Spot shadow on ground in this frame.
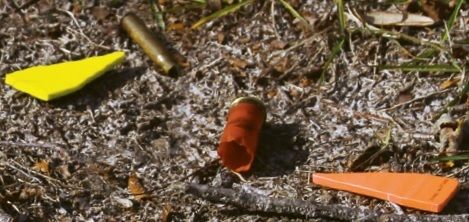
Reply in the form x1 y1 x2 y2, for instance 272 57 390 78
220 208 311 221
250 123 309 177
48 66 146 111
443 189 469 214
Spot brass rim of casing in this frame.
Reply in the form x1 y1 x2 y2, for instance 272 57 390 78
229 96 267 121
120 12 178 76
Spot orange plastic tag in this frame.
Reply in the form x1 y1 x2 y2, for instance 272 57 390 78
217 99 265 173
312 173 459 213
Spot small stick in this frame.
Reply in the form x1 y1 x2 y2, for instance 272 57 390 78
446 164 469 178
3 161 43 184
0 141 58 149
186 183 469 221
56 9 111 50
186 183 378 220
270 0 281 40
270 27 331 58
379 88 452 112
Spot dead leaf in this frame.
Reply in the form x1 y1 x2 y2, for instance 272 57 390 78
433 113 469 168
251 42 262 51
420 0 453 22
168 22 185 32
161 204 174 222
271 57 289 74
299 77 311 88
128 172 146 201
19 186 43 200
229 58 249 69
207 0 222 10
32 159 50 175
267 88 277 98
397 91 413 104
217 33 225 44
420 0 440 21
434 113 458 153
91 7 110 21
440 77 461 90
289 88 300 98
72 2 82 14
270 39 288 50
56 164 71 179
365 11 435 26
448 0 458 7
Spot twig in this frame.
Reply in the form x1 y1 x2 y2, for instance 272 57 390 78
379 214 469 222
0 141 59 149
278 58 301 80
3 161 43 184
186 183 378 220
379 88 452 112
270 0 281 40
447 163 469 178
56 9 111 50
230 170 247 183
186 183 469 221
7 159 81 191
129 159 220 198
8 160 61 186
270 27 331 58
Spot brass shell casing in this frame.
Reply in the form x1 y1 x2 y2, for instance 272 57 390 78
121 13 178 75
218 96 267 172
229 96 266 122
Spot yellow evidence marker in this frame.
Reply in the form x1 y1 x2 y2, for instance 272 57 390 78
5 51 126 101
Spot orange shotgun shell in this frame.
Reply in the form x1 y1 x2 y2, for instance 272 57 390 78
312 173 459 213
217 97 266 173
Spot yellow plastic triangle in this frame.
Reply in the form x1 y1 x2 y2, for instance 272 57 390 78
5 51 125 101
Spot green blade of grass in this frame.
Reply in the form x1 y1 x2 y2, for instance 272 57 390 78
379 64 461 73
191 0 253 29
432 154 469 162
191 0 207 4
335 0 346 35
441 0 464 42
411 48 438 62
456 79 469 103
385 0 411 4
320 38 345 83
350 27 446 52
277 0 309 27
404 0 464 65
149 0 165 30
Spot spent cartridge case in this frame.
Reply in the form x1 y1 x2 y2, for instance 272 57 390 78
217 96 266 172
121 12 178 75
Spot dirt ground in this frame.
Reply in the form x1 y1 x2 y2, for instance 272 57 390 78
0 0 468 221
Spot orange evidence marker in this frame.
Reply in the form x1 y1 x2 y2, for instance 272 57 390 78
217 97 266 173
312 173 459 213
